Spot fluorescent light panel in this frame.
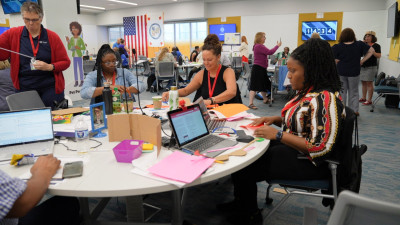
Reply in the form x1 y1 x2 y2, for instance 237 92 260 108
108 0 138 6
80 5 106 10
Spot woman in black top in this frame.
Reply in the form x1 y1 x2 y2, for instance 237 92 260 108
162 34 241 105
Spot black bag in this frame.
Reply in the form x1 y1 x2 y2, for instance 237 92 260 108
385 95 400 108
375 72 386 86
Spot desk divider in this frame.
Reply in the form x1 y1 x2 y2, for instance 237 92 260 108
107 114 162 157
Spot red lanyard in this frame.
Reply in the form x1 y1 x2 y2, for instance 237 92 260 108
207 64 222 98
104 71 116 85
29 30 41 58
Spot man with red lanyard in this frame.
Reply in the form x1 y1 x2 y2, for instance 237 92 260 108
0 2 70 109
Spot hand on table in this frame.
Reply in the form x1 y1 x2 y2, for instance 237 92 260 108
30 154 61 181
253 125 278 140
162 91 169 102
110 85 128 94
251 116 279 126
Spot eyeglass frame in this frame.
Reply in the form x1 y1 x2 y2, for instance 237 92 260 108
102 61 119 67
23 17 41 23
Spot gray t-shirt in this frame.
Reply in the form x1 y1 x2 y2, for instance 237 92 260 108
0 69 16 112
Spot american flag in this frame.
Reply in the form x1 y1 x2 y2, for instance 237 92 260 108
123 15 148 64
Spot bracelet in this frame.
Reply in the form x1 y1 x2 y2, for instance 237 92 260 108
208 97 214 104
276 130 283 142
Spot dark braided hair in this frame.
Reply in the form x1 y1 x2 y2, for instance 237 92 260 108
290 38 341 100
95 44 117 103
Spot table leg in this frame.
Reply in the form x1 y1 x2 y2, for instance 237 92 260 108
171 189 183 225
126 196 145 222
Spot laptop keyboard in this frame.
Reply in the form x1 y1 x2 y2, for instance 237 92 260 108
208 119 226 131
185 135 225 151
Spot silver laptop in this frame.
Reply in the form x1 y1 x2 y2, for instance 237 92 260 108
0 108 55 161
167 104 237 158
194 97 238 134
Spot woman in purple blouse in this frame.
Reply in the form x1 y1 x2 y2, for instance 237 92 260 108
248 32 281 110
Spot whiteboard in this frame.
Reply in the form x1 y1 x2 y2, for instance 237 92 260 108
224 33 241 44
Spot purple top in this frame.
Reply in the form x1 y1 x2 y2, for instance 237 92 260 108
253 44 279 68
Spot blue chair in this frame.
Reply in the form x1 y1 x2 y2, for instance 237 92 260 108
370 85 399 112
262 107 361 224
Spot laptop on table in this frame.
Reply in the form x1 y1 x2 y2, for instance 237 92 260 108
0 108 55 161
194 97 238 134
167 104 237 158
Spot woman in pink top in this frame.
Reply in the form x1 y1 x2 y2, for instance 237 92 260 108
248 32 281 110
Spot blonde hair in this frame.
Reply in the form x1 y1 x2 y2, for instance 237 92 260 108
254 32 265 44
311 32 320 39
242 36 248 45
157 47 169 61
0 60 10 70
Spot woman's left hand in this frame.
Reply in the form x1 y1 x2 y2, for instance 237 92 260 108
33 60 53 71
253 125 278 140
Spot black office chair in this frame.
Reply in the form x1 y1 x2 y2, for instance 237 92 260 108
6 90 45 111
262 107 364 224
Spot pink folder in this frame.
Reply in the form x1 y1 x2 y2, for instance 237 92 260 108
148 151 214 183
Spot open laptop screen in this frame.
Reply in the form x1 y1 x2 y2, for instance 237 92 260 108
168 104 209 147
0 108 54 147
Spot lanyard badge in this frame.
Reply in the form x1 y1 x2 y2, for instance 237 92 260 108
29 31 41 71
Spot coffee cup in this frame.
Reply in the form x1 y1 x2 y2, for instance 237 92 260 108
152 96 162 109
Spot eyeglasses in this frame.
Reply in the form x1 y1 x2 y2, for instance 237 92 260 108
102 61 119 66
23 17 41 23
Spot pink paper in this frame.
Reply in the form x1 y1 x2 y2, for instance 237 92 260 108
239 123 264 135
148 151 214 183
226 115 251 122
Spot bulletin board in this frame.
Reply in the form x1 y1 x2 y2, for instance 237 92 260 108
208 16 241 44
298 12 343 47
388 0 400 62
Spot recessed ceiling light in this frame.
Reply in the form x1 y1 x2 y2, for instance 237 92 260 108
108 0 138 6
80 5 106 10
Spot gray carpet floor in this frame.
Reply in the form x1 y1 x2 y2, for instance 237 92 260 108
75 73 400 225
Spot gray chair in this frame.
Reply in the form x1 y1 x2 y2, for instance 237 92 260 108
139 61 151 81
6 90 45 111
240 62 251 97
327 191 400 225
155 61 176 95
232 56 242 80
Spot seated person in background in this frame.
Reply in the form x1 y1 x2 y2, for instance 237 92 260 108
190 46 200 62
146 47 177 92
0 155 80 225
187 48 203 82
80 44 146 104
118 47 129 69
311 32 321 39
162 34 242 106
275 46 290 61
171 46 182 61
217 38 345 224
0 60 16 111
220 53 231 67
113 47 122 68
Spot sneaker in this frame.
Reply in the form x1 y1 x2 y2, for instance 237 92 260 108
227 209 262 225
359 98 366 103
362 101 372 106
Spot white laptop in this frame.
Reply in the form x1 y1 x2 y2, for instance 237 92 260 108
0 108 55 161
167 104 237 158
194 97 238 133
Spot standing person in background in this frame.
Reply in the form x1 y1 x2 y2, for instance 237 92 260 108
239 36 249 63
310 32 321 39
0 1 70 109
112 38 121 49
66 21 86 87
0 60 15 111
118 39 128 58
360 31 381 106
190 46 200 62
113 47 122 68
248 32 281 110
332 28 374 116
275 46 290 62
119 47 129 69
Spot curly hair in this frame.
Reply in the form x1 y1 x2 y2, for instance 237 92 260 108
363 34 377 43
69 21 82 35
202 34 221 56
95 44 116 103
290 38 341 99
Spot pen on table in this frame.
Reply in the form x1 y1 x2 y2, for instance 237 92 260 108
214 160 225 164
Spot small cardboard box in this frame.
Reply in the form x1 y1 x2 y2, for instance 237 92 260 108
113 140 144 163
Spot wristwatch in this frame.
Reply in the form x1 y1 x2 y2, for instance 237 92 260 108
276 130 283 142
51 64 55 71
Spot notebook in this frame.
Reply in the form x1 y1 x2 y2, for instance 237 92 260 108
194 97 238 133
167 104 237 158
0 108 55 161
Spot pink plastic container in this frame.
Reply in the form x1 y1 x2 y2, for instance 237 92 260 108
113 140 144 163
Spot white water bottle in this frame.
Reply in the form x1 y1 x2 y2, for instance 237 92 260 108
75 117 89 153
168 86 179 111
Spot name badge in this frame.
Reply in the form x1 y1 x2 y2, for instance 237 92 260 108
30 58 36 70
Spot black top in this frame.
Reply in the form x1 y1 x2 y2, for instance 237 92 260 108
363 43 381 67
19 25 54 89
332 41 370 77
190 50 198 62
194 65 242 105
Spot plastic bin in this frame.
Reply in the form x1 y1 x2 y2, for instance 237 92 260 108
113 140 144 163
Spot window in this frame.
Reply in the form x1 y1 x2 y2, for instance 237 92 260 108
108 26 124 44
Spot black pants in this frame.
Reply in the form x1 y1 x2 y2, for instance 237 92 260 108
231 141 330 213
188 67 201 81
18 196 80 225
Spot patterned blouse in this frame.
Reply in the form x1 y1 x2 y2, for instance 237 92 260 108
282 90 346 166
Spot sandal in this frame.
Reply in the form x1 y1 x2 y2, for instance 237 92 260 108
248 104 258 110
362 101 372 106
359 98 366 103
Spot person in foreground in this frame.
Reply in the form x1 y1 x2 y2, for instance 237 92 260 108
162 34 242 105
0 154 80 225
0 2 70 109
217 38 346 225
80 45 146 104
